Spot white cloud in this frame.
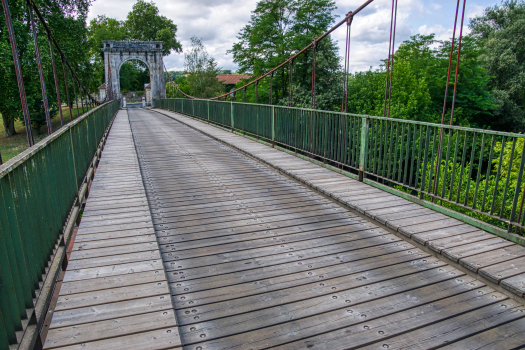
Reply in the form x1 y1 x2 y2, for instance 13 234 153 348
87 0 489 74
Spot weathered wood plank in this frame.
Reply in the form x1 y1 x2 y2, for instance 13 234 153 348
44 311 178 349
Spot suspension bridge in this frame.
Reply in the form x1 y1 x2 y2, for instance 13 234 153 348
2 0 525 349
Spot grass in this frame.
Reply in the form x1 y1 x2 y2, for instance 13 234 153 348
0 106 94 164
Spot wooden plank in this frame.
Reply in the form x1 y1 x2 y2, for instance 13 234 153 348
60 270 166 295
155 212 352 238
397 218 463 238
66 251 162 270
163 232 396 277
81 209 151 222
46 328 181 350
55 281 171 311
81 205 151 217
69 242 160 260
157 216 362 248
426 230 492 253
75 227 155 241
500 273 525 297
44 311 178 349
411 224 481 246
437 317 525 349
385 213 449 231
158 219 369 257
280 288 511 350
181 274 479 347
442 238 514 263
371 208 431 225
351 298 525 350
73 234 157 251
175 258 447 326
78 215 152 228
168 241 408 293
173 249 428 308
479 255 525 284
459 244 525 272
77 221 153 235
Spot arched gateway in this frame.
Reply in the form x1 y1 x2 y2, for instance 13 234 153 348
102 40 166 105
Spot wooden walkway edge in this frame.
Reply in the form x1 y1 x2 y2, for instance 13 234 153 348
43 110 182 350
153 108 525 300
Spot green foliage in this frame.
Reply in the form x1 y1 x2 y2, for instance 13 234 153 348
126 0 182 56
185 37 224 98
0 0 92 134
229 0 341 109
413 133 525 229
166 75 189 98
470 0 525 132
88 15 128 60
347 34 496 127
119 61 149 92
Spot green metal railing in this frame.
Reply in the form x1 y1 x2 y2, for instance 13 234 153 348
0 100 119 348
156 98 525 236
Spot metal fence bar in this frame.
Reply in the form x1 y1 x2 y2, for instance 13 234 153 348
0 101 119 348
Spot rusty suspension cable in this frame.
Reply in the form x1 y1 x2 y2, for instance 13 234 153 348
1 0 34 146
169 0 374 101
27 0 103 105
341 13 353 113
449 0 467 125
385 0 398 119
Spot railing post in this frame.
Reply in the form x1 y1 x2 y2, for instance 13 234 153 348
231 101 234 132
207 100 210 122
359 117 369 181
272 105 275 148
508 141 525 232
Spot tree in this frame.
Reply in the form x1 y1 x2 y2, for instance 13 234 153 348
229 0 340 107
470 0 525 132
0 0 92 136
126 0 182 56
345 34 495 126
119 61 149 92
184 37 224 98
88 15 128 59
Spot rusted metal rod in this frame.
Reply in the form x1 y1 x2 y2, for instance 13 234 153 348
28 0 53 134
1 0 34 146
449 0 467 125
440 0 461 125
386 0 398 119
311 39 317 109
288 59 293 107
175 0 375 101
48 35 63 127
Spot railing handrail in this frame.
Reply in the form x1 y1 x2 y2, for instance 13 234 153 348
0 100 119 349
169 98 525 139
0 101 113 178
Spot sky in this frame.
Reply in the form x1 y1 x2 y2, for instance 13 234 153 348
87 0 499 73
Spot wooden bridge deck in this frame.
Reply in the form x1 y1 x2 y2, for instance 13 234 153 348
43 108 525 349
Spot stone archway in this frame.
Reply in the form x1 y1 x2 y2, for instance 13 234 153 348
102 40 166 104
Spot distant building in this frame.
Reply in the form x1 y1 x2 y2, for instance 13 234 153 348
216 74 251 91
98 83 106 101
